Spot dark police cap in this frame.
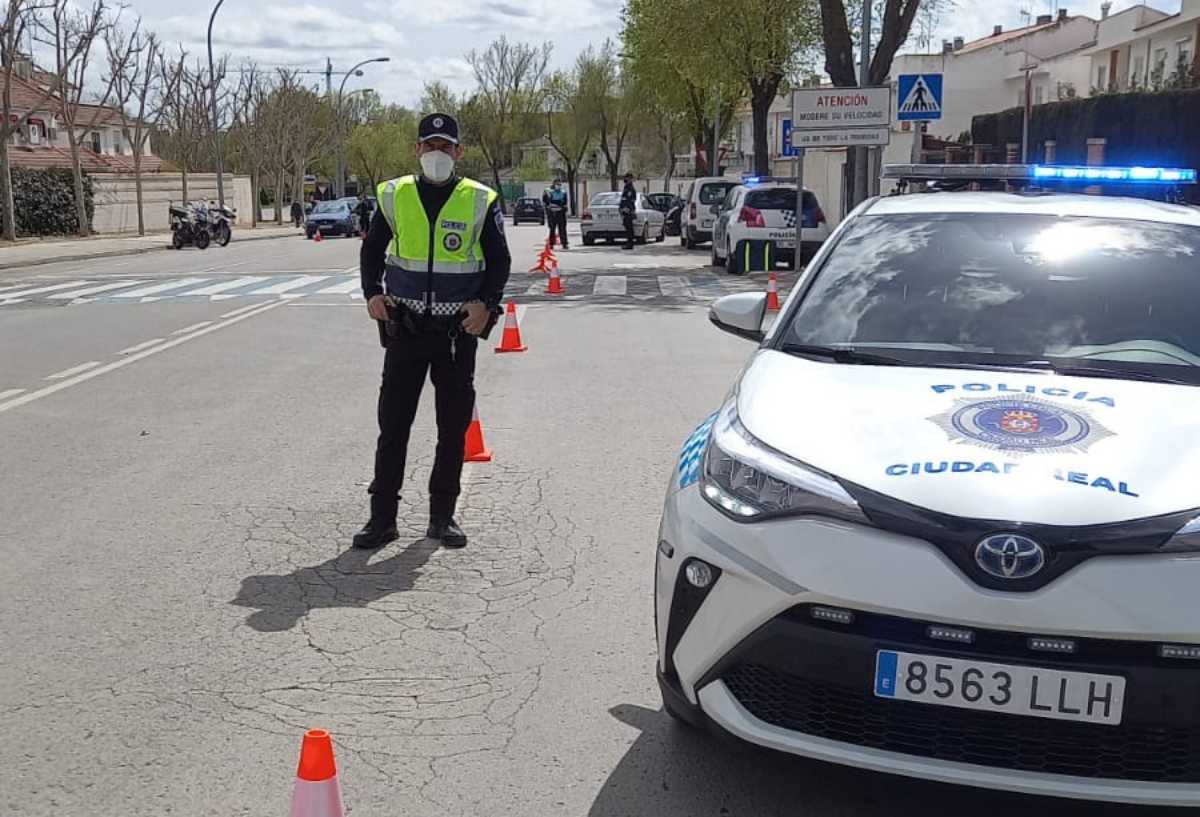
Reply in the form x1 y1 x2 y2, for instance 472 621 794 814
419 112 459 144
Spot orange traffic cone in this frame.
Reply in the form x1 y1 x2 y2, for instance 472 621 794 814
290 729 344 817
313 230 324 243
494 302 528 353
546 261 564 295
766 271 780 311
529 242 555 274
464 405 493 462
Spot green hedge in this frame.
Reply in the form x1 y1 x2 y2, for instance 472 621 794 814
971 89 1200 201
2 167 94 237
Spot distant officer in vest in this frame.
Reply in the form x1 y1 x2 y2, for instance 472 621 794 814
542 180 569 249
356 112 511 550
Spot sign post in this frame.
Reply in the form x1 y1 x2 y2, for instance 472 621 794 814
790 87 892 268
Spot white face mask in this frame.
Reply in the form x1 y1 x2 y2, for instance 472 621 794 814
420 150 456 183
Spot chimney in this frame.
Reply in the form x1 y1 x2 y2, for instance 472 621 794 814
942 39 954 53
993 24 1004 35
1036 13 1053 23
953 36 965 50
1057 8 1068 21
1100 1 1112 18
13 55 33 80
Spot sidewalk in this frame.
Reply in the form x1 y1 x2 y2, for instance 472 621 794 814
0 223 301 271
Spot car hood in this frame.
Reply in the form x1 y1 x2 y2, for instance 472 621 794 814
736 350 1200 526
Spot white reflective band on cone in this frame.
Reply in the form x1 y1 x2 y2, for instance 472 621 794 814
290 777 345 817
504 311 516 328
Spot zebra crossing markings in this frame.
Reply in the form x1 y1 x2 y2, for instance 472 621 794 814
187 275 266 296
249 274 329 295
49 280 149 301
593 276 627 296
113 277 211 299
657 275 693 298
0 280 95 300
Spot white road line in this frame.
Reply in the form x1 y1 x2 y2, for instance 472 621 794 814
339 265 358 274
525 281 545 296
0 280 93 299
46 361 101 379
117 338 165 355
0 388 26 401
593 275 627 296
657 275 692 298
48 280 149 300
0 298 27 306
112 277 210 298
187 276 267 296
172 321 212 335
219 302 267 319
243 275 329 295
316 278 362 294
0 301 286 415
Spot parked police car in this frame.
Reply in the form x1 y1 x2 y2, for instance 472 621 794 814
657 164 1200 806
710 178 830 274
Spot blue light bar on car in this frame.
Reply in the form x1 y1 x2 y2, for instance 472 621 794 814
883 163 1198 184
1031 165 1197 183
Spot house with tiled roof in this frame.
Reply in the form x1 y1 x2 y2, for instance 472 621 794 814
5 56 167 174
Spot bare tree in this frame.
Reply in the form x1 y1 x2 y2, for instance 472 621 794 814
580 41 640 191
544 60 594 216
45 0 128 236
1 0 57 240
465 36 551 209
109 26 175 235
226 63 271 226
157 56 220 203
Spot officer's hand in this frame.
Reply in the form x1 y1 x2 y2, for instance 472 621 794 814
367 294 389 321
461 301 489 336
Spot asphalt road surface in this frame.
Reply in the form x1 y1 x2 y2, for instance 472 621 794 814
0 224 1172 816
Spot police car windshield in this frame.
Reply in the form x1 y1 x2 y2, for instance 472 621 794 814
785 213 1200 384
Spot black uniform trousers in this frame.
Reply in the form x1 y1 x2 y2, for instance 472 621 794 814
622 213 635 247
370 327 477 523
547 208 568 247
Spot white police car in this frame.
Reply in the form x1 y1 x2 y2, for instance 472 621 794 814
657 164 1200 806
711 178 830 274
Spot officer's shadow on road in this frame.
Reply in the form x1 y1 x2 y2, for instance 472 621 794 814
589 704 1152 817
231 537 437 633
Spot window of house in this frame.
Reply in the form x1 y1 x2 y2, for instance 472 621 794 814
112 131 122 154
1035 85 1045 104
1179 38 1192 67
1154 48 1168 76
89 131 102 153
1096 64 1107 89
1018 89 1026 106
28 121 41 145
1132 55 1145 85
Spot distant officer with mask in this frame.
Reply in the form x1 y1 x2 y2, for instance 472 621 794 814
356 112 511 550
542 179 569 249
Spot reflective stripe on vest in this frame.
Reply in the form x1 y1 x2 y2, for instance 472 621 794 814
376 175 496 276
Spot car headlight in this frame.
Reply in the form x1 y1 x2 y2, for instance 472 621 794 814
1161 514 1200 552
700 401 868 524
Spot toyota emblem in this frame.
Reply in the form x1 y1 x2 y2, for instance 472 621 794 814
974 533 1045 580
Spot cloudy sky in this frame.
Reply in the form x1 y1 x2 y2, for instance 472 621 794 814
117 0 1180 106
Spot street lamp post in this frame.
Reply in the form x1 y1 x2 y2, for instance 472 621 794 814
207 0 227 209
335 57 389 198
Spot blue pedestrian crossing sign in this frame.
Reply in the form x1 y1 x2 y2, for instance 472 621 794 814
897 74 942 121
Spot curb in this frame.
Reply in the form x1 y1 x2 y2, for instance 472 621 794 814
0 228 302 272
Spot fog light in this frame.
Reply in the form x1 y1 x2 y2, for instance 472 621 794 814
810 605 854 625
1160 644 1200 660
1029 636 1076 654
684 560 715 589
928 625 975 644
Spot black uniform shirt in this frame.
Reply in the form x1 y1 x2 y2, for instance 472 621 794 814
360 175 512 308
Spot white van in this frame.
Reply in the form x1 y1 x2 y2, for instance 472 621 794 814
680 177 740 249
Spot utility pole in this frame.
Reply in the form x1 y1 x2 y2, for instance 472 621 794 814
207 0 228 209
853 0 872 207
1021 58 1037 163
325 57 332 97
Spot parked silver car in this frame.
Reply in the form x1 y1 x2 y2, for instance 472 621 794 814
580 191 666 245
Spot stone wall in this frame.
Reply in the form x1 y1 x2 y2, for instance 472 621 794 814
90 173 254 234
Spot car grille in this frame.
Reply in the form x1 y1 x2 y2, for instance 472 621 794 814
722 663 1200 783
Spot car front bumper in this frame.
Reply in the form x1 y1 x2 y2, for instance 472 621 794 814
657 485 1200 806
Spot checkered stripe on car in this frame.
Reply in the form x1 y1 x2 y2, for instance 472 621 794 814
677 412 718 489
781 209 797 228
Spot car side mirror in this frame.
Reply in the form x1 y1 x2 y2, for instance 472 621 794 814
709 293 767 342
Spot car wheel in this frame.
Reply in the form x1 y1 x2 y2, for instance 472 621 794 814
637 224 649 245
725 241 743 275
656 227 665 243
606 237 615 244
710 240 721 266
582 233 595 246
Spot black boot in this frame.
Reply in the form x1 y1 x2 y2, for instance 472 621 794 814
426 517 467 548
353 520 398 549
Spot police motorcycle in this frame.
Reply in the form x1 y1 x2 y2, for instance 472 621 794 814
206 200 236 247
168 201 211 250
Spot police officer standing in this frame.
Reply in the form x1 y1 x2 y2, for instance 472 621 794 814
619 172 637 250
542 180 569 249
355 113 511 550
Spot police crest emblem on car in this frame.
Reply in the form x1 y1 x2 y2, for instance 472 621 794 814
929 396 1113 455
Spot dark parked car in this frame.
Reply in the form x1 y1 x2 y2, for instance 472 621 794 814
645 192 679 213
306 200 358 238
513 197 545 226
664 201 683 237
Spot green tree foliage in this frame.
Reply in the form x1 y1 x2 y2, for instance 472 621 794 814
622 0 742 175
348 120 418 193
